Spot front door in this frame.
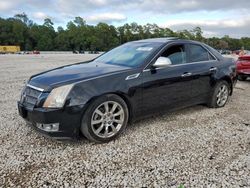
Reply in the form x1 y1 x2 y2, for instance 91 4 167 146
141 43 196 115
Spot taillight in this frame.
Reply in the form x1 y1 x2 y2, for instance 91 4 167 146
236 60 242 64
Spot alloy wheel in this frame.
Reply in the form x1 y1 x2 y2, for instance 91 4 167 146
91 101 125 138
216 84 229 107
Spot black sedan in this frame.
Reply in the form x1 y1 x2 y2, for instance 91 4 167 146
18 38 237 143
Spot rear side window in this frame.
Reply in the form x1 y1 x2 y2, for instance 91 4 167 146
188 44 215 63
161 45 187 65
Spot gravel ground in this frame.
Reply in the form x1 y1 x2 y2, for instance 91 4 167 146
0 54 249 187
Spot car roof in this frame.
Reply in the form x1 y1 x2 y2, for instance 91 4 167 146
132 37 179 43
130 37 203 45
130 38 224 60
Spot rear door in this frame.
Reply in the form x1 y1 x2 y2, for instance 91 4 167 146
186 43 219 102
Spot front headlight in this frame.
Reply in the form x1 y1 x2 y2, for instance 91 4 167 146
43 84 74 108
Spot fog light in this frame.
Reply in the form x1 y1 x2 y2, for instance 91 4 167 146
36 123 59 132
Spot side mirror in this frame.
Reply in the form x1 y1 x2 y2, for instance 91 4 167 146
153 57 172 68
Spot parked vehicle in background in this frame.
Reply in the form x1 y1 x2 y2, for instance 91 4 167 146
18 38 237 143
90 51 99 54
0 45 20 54
72 50 79 54
33 50 40 54
233 50 240 55
17 51 31 55
236 54 250 81
218 49 231 55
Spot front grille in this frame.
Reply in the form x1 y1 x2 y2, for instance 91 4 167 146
21 86 42 109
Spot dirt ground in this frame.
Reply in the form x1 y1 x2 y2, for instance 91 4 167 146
0 54 249 187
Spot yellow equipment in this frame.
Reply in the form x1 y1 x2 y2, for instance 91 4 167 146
0 46 21 54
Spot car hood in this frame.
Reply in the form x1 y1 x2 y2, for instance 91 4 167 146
29 61 131 90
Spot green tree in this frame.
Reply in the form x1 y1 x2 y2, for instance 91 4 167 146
14 12 29 25
192 26 203 41
43 18 54 29
1 14 249 52
74 17 86 27
30 23 56 50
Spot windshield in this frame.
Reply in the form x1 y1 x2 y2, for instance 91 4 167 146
94 42 162 67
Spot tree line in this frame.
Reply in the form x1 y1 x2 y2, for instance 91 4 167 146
0 13 250 51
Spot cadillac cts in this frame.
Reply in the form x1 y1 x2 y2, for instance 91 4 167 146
18 38 237 143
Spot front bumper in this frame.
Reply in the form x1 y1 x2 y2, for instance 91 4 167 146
237 69 250 76
17 102 85 139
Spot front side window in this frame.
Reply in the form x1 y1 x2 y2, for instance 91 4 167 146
161 45 187 65
189 44 215 62
94 42 162 67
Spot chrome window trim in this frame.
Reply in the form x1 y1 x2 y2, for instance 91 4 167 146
27 84 44 92
142 41 219 72
143 59 218 72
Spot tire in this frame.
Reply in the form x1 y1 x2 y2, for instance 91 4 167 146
238 75 247 81
81 94 129 143
207 81 230 108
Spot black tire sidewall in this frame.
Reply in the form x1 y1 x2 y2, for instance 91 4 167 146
81 94 129 143
238 75 247 81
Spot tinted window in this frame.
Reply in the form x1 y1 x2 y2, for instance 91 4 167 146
94 42 162 67
161 45 187 65
189 44 215 62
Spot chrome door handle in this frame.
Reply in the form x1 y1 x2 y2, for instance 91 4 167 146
181 72 192 77
209 67 217 71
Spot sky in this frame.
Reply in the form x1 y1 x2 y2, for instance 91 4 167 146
0 0 250 38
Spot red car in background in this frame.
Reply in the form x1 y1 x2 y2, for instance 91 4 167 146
236 55 250 81
33 50 40 54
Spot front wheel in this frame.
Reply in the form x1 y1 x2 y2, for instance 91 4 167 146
207 81 230 108
81 94 129 143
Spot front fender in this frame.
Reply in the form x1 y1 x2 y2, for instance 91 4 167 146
66 70 143 116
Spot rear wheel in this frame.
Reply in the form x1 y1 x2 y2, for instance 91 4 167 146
207 81 230 108
81 94 129 143
238 75 247 81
